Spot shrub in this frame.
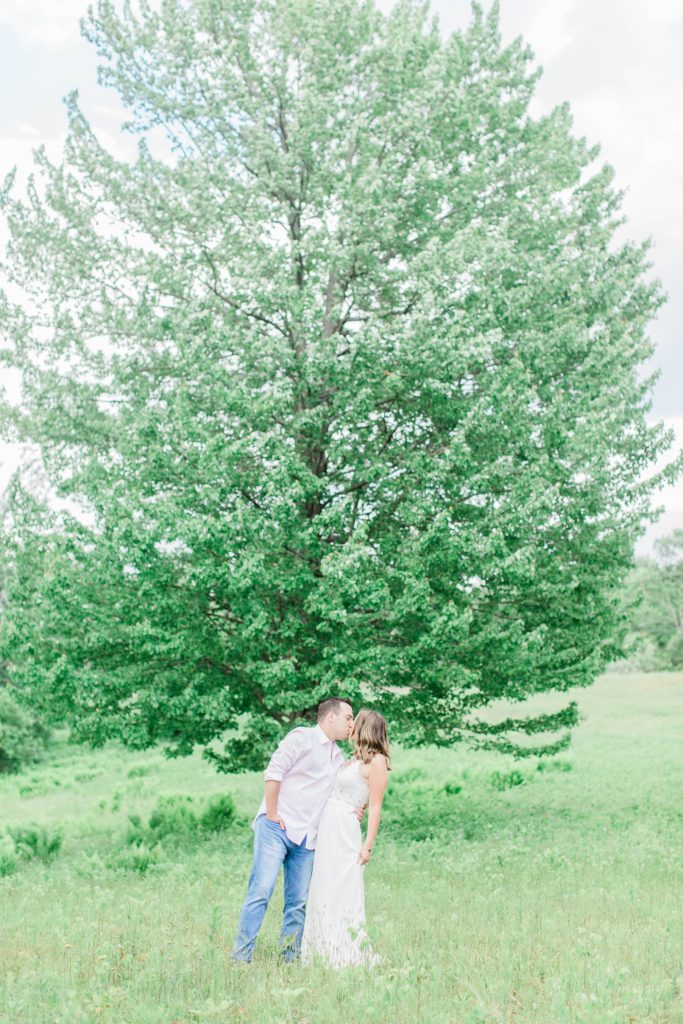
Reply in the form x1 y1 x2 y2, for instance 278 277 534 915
665 629 683 669
148 795 198 838
0 689 51 774
200 793 237 833
124 793 239 857
8 824 62 862
113 841 160 874
381 781 463 842
490 769 526 791
0 833 17 877
124 813 146 846
536 758 573 774
18 780 52 797
391 767 428 785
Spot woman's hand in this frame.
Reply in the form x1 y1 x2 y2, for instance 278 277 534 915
358 846 372 865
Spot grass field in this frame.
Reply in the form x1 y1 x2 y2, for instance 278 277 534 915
1 672 682 1024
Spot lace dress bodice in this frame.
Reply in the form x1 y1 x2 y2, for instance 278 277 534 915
329 758 369 811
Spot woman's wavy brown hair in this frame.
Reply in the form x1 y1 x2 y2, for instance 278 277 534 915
351 709 391 769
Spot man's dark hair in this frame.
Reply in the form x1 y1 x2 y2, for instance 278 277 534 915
317 697 350 722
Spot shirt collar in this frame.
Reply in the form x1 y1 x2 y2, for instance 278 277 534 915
315 723 333 745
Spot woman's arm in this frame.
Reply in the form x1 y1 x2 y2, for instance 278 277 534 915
359 755 389 864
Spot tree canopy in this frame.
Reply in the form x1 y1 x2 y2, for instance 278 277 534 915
0 0 679 769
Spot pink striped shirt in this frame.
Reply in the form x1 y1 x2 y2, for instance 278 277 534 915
252 724 345 850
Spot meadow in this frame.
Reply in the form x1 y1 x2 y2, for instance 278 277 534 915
1 672 682 1024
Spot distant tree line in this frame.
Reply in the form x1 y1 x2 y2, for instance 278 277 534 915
0 683 51 774
614 530 683 671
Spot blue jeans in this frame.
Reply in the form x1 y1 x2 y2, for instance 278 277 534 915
231 814 315 963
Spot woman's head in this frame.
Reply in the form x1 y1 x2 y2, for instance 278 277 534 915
351 709 391 768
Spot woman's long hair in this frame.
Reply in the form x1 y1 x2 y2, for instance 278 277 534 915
351 709 391 770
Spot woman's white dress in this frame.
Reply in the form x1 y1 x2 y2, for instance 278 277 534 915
301 758 379 968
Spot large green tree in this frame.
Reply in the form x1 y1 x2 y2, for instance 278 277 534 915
0 0 679 769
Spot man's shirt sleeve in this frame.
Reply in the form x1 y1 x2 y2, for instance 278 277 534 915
264 728 308 782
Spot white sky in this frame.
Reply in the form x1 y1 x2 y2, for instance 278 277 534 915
0 0 681 556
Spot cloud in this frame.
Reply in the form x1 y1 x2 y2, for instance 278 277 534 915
520 1 683 420
423 0 683 419
0 0 90 50
0 128 66 185
515 0 580 63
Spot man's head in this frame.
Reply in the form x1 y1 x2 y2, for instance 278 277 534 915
317 697 354 742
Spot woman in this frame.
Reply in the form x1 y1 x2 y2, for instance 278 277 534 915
301 709 390 967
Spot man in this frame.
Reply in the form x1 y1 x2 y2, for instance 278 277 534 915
231 697 356 963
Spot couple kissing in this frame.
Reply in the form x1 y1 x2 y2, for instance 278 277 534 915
231 698 390 967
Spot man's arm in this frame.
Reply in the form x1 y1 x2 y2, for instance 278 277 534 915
262 728 307 830
265 779 285 829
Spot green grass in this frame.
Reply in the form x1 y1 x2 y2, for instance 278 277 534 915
1 672 682 1024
